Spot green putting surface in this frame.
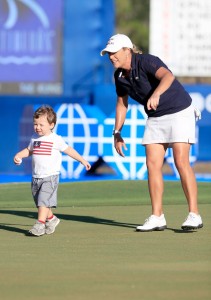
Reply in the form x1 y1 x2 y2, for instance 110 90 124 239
0 181 210 300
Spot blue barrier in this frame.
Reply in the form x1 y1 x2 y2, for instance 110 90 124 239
1 102 207 181
185 84 211 161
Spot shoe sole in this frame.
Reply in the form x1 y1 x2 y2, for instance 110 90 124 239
28 231 45 237
181 223 203 230
45 219 60 235
136 225 167 232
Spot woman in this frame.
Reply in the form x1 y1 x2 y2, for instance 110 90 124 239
100 34 203 232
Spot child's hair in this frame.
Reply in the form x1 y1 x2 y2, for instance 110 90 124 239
33 105 57 125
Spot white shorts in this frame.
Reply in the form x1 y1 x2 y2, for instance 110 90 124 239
142 105 196 146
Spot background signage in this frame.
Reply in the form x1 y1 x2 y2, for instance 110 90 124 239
0 0 63 95
150 0 211 76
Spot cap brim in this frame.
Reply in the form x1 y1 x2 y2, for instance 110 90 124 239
100 45 123 56
100 49 107 56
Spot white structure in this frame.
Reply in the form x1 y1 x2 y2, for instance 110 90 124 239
150 0 211 76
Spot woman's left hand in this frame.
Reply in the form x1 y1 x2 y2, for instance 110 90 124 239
147 93 160 110
147 67 175 111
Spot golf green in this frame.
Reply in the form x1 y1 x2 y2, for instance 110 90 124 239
0 180 210 300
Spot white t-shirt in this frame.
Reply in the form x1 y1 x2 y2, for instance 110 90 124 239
28 132 68 178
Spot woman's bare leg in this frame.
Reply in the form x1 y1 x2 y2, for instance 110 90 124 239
146 143 168 216
172 143 199 213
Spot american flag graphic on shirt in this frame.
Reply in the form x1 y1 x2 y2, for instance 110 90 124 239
33 141 53 155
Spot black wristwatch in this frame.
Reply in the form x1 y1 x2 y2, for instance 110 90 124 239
112 129 121 136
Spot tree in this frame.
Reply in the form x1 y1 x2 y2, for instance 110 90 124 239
115 0 150 53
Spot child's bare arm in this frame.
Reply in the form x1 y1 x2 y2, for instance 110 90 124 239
63 146 91 170
14 148 32 164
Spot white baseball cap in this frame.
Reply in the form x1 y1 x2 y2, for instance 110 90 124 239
100 34 133 56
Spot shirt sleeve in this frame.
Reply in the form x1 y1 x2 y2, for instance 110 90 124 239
28 137 33 151
55 135 69 152
141 54 169 75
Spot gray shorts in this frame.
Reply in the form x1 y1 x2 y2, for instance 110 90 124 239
31 175 59 208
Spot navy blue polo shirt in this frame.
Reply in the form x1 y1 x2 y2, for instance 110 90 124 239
114 53 192 117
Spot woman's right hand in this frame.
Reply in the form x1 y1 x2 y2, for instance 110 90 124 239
114 133 127 157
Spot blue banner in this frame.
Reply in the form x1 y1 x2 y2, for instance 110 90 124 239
0 0 63 94
17 103 198 180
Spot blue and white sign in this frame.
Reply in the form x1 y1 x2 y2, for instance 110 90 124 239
48 103 199 180
17 103 201 180
103 105 147 179
53 104 148 179
54 103 106 179
0 0 63 95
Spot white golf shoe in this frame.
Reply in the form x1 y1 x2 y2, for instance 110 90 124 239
181 212 203 230
136 214 167 232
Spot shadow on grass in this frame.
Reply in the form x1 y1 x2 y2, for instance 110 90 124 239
0 209 137 235
166 227 197 233
134 227 198 233
0 210 200 235
0 223 28 234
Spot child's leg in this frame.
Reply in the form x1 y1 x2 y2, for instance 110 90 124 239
28 206 48 236
47 208 54 220
38 206 51 223
45 208 60 235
